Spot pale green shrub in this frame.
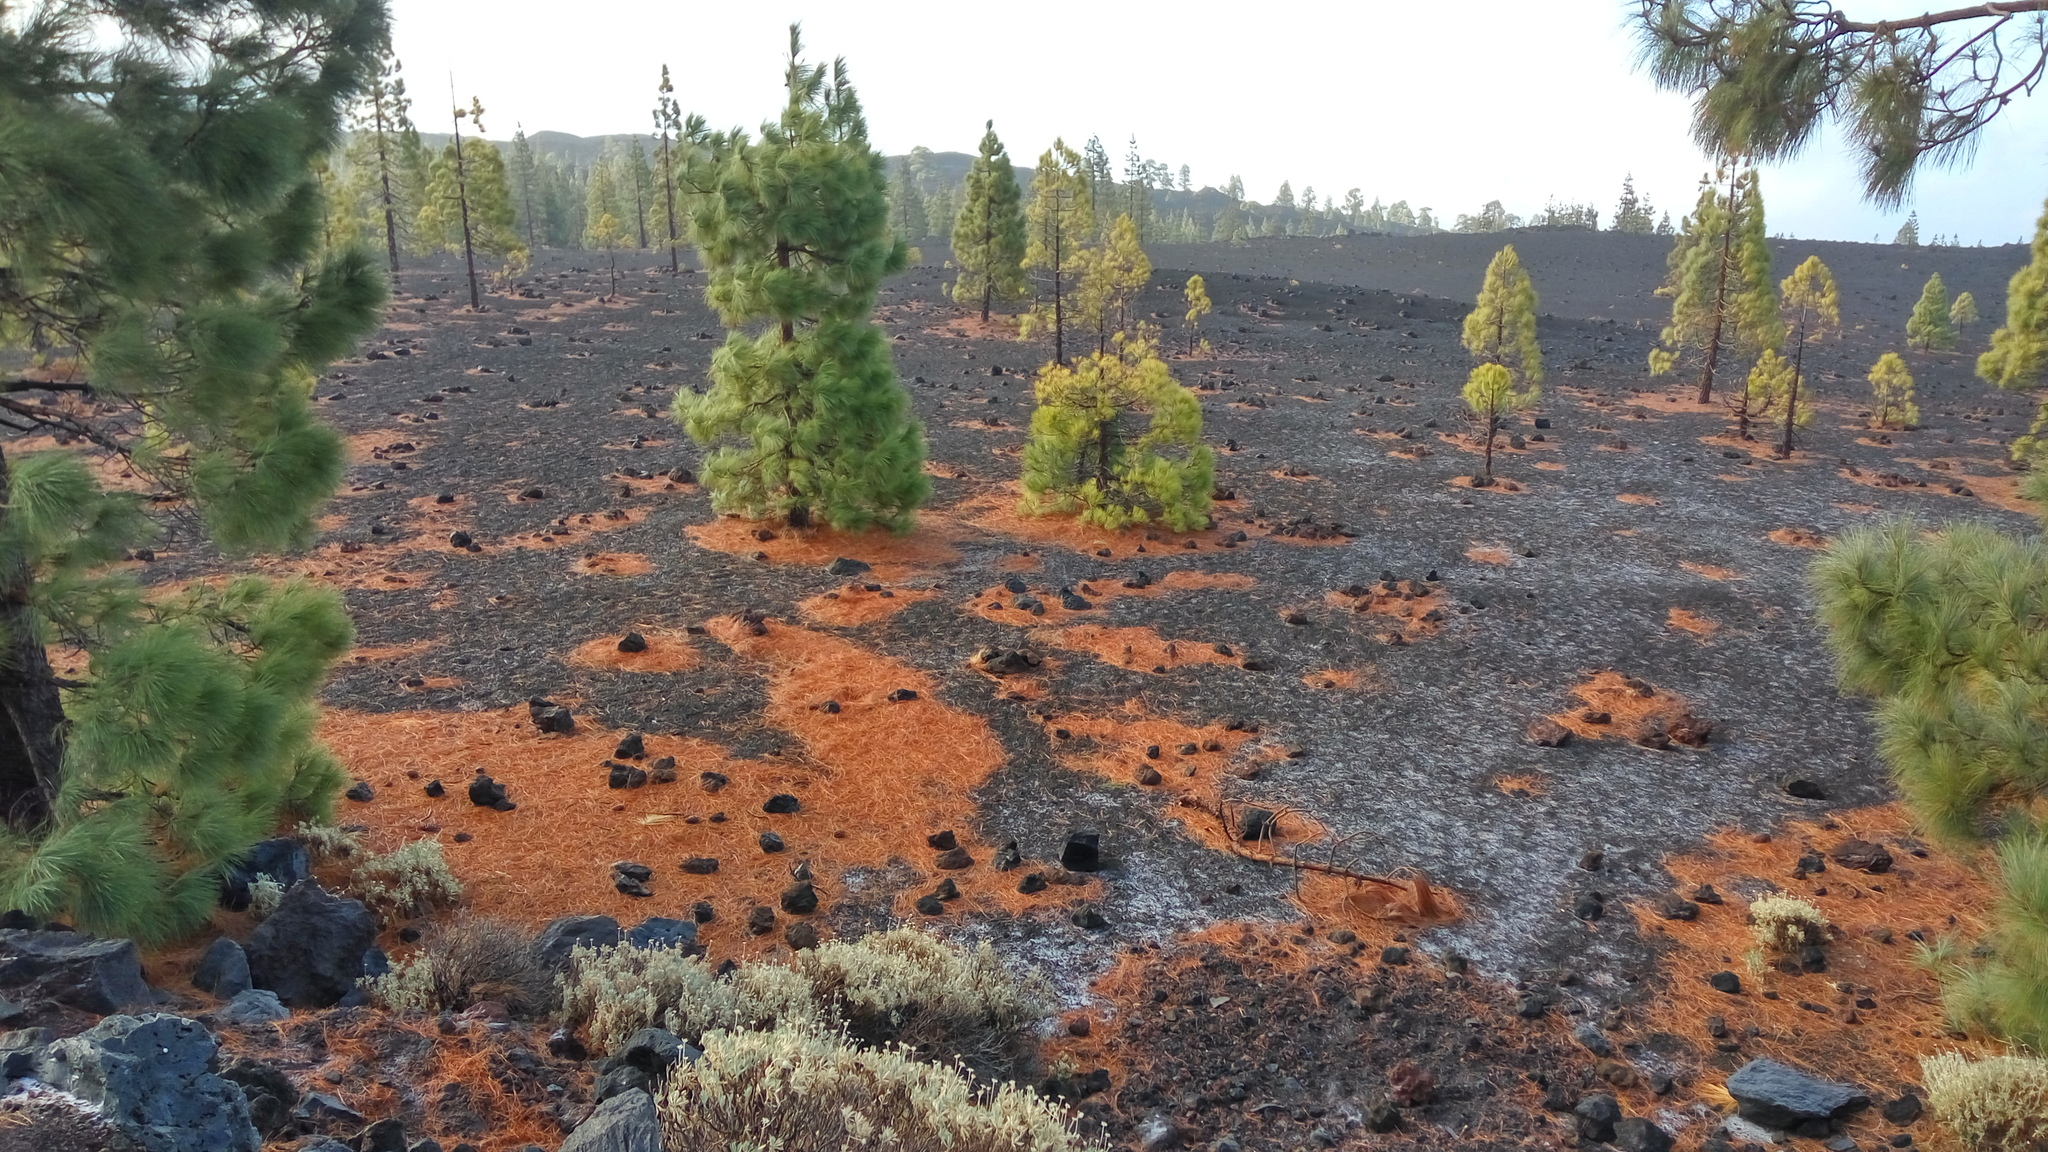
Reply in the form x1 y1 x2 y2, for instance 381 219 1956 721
346 839 462 918
658 1022 1106 1152
1921 1051 2048 1150
561 928 1051 1078
293 821 363 861
1748 895 1829 952
247 874 285 920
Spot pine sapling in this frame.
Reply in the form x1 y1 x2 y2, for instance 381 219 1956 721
1908 273 1957 351
1183 274 1213 356
1776 255 1840 458
1869 352 1920 430
1461 363 1538 484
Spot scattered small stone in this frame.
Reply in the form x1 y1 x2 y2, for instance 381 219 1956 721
424 779 445 798
1527 718 1572 747
780 882 817 915
763 794 801 814
745 906 776 935
616 632 648 653
648 757 677 784
1709 971 1742 994
1785 777 1827 800
699 772 727 793
1830 838 1894 873
345 781 374 802
926 830 958 851
759 832 786 854
613 733 646 760
886 688 918 702
1061 832 1101 872
1070 906 1109 930
680 858 718 875
1693 883 1723 904
915 895 946 916
933 847 974 870
1018 873 1048 894
1380 946 1410 966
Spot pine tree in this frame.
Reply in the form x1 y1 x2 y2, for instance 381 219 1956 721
1614 174 1657 234
590 212 627 299
1951 290 1979 333
344 50 419 278
623 137 654 249
1183 274 1213 355
1650 166 1778 403
1073 214 1151 356
1907 272 1957 351
417 97 525 308
509 126 543 254
0 0 385 940
1869 351 1920 429
1811 485 2048 1049
1020 331 1214 530
1739 347 1798 441
1895 211 1921 246
653 65 691 275
1122 137 1154 243
1980 196 2048 460
672 26 927 533
949 121 1028 322
1460 365 1539 484
1775 255 1841 458
888 157 926 241
1020 140 1092 365
1081 136 1115 239
1212 176 1245 243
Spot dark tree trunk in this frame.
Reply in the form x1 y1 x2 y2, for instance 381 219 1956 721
0 443 64 831
1782 319 1806 459
1697 171 1739 405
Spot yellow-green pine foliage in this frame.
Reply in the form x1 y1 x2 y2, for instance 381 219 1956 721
1019 139 1092 365
1775 255 1840 457
589 212 627 299
1019 332 1213 531
673 28 927 533
623 137 654 248
1812 483 2048 1049
1460 362 1538 482
1461 244 1543 386
584 156 621 249
1650 167 1779 402
1950 290 1979 331
1868 351 1920 429
1741 348 1798 431
1183 274 1213 355
337 50 421 276
1982 197 2048 461
1908 272 1957 351
417 100 527 301
1073 213 1151 356
949 121 1028 322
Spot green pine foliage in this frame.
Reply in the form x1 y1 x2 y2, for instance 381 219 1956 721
673 27 928 533
416 99 527 306
1019 332 1213 531
1812 483 2048 1049
0 0 385 941
1460 245 1543 480
1650 167 1779 403
1869 351 1920 430
1073 214 1151 356
949 122 1028 323
1951 291 1980 333
1183 275 1213 356
1909 273 1958 351
339 50 423 276
1980 196 2048 463
1460 364 1538 483
888 158 926 242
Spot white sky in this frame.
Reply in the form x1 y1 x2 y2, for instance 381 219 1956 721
388 0 2048 245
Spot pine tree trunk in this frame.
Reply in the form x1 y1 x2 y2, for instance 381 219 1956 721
661 136 680 276
453 123 480 311
1483 416 1496 481
1782 321 1805 460
1697 177 1738 405
1052 199 1066 366
0 443 64 831
373 106 401 279
774 239 808 529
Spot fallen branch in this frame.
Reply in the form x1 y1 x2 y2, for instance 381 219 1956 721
1175 796 1439 916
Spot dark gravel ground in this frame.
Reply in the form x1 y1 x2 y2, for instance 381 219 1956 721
140 229 2040 1147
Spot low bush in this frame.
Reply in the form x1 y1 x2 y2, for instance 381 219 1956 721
1748 895 1829 952
1921 1051 2048 1150
345 838 462 918
657 1022 1104 1152
561 928 1051 1079
366 916 552 1016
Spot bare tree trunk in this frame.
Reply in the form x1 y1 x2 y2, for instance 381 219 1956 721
452 113 480 311
1697 172 1738 404
373 100 401 280
0 443 64 831
1782 319 1806 459
1483 415 1496 480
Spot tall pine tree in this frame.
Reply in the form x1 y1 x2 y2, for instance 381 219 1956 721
949 122 1028 322
1776 255 1840 458
652 65 694 275
417 97 525 308
1020 140 1092 365
509 126 542 254
1650 166 1778 404
887 157 926 241
342 49 421 279
673 26 927 532
0 0 386 941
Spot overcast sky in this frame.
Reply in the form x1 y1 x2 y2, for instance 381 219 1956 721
387 0 2048 246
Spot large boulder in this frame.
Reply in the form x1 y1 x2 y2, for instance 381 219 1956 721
1726 1058 1870 1130
34 1013 259 1152
561 1087 662 1152
0 928 153 1014
537 915 621 968
220 838 311 912
245 882 376 1009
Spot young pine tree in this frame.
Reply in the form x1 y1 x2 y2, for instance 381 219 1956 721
672 26 928 532
1074 214 1151 356
1869 351 1920 430
417 98 526 308
1183 274 1213 355
1650 167 1778 404
509 126 543 254
1950 290 1979 334
1461 365 1539 484
1907 273 1957 351
1020 331 1214 531
1894 211 1921 246
1775 256 1841 458
1020 140 1092 365
589 212 627 299
343 50 419 279
1739 348 1800 443
1811 486 2048 1049
0 0 385 941
949 122 1028 323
